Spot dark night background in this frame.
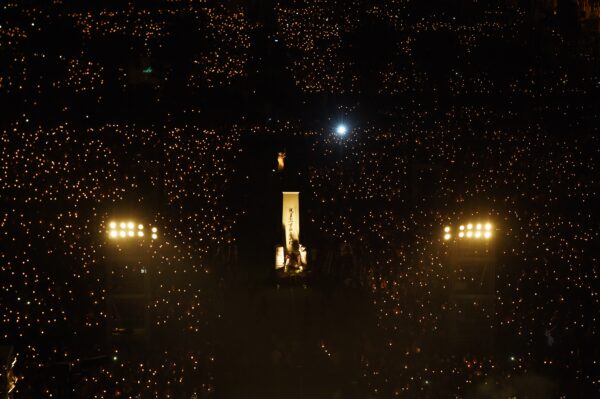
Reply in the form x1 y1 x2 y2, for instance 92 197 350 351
1 0 600 398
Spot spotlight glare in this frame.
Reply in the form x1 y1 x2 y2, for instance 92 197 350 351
138 224 144 230
120 222 126 229
151 233 158 240
467 224 473 230
138 231 144 237
484 231 492 239
444 233 451 240
444 226 450 233
109 230 117 238
127 231 134 237
151 227 157 233
466 231 473 238
458 232 465 238
475 231 482 238
459 225 465 231
476 223 482 230
119 231 126 237
336 124 347 135
109 222 117 229
127 222 134 229
485 223 492 231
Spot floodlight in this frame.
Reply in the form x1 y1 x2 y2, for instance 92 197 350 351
138 231 144 237
485 223 492 231
151 233 158 240
138 224 144 230
475 231 482 238
119 231 126 237
459 225 465 231
467 224 473 230
109 222 117 229
484 231 491 239
444 233 451 240
444 226 450 233
127 222 134 229
151 227 157 233
127 231 134 237
120 222 126 229
476 223 482 230
458 232 465 238
109 230 117 238
466 231 473 238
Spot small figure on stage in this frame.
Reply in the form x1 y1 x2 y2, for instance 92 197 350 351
284 240 304 273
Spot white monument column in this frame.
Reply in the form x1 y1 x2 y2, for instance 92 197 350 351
276 192 307 272
282 192 300 253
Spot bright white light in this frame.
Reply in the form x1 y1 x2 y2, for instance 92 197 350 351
138 224 144 230
444 226 450 233
475 231 482 238
109 222 117 229
467 224 473 230
485 223 492 231
484 231 492 239
127 231 134 237
127 222 134 229
336 124 347 135
151 227 157 233
444 233 451 240
138 231 144 237
466 231 473 238
109 230 117 238
458 232 465 238
459 225 465 231
151 233 158 240
120 222 126 229
476 223 482 230
119 231 126 237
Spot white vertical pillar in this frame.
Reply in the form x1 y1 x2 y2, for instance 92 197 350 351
282 192 300 253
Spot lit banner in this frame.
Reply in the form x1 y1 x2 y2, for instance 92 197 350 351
282 192 300 253
275 246 285 269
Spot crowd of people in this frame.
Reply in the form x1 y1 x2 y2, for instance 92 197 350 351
1 0 600 397
304 105 598 397
0 123 239 397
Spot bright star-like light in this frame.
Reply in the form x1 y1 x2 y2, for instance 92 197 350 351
336 124 347 135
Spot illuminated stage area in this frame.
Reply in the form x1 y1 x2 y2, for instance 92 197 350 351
275 192 308 276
